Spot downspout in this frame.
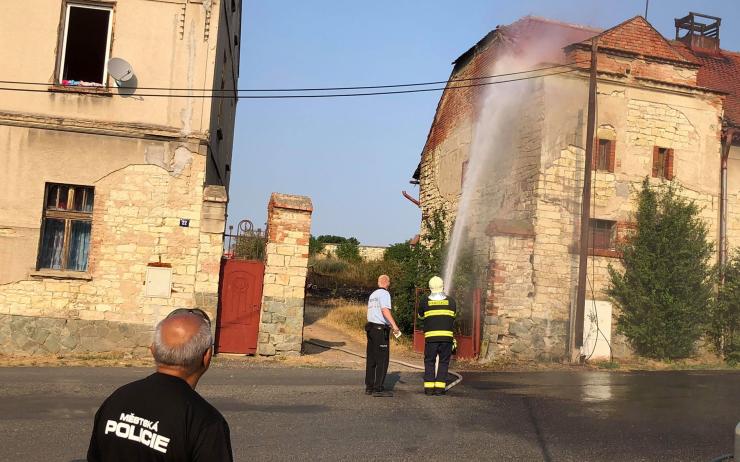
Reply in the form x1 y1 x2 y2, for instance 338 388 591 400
720 128 735 275
402 190 420 208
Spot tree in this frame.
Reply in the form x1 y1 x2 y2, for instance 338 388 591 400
390 210 448 333
336 240 362 263
384 242 414 263
608 178 714 359
708 251 740 363
308 235 324 257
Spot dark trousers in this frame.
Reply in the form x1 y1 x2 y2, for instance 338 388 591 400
424 342 452 390
365 323 390 392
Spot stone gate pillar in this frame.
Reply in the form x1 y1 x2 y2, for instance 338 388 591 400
257 193 313 356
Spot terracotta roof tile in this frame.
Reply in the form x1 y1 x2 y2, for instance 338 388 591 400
579 16 691 64
672 40 740 126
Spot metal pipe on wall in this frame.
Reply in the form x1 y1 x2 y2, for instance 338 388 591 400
720 128 735 274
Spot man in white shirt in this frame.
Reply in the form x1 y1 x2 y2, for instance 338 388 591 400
365 274 400 397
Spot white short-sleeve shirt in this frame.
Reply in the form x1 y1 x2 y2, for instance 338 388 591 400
367 288 392 325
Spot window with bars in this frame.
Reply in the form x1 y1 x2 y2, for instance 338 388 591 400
38 184 94 272
589 219 616 250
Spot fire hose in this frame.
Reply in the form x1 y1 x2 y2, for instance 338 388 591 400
304 339 463 391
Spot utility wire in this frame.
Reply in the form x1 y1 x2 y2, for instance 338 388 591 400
0 68 582 99
0 60 589 93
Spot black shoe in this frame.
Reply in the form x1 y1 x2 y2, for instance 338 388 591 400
372 390 393 397
365 389 373 395
433 389 446 396
424 389 434 396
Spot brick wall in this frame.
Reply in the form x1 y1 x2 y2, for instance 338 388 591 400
257 193 312 356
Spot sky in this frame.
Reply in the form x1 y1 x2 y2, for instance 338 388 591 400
229 0 740 246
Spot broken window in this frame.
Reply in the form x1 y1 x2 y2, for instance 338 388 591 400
38 184 94 272
59 4 113 85
652 147 674 180
589 219 616 250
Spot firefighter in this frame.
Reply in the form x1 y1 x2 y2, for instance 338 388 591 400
417 276 456 395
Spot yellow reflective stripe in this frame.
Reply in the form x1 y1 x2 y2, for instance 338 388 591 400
423 309 455 318
424 382 436 388
427 300 450 306
424 330 454 338
434 382 446 388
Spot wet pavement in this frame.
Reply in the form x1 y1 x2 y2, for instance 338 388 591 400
0 365 737 461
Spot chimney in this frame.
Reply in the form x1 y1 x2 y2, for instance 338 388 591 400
675 12 721 52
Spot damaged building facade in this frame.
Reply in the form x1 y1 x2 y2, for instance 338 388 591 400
414 14 740 361
0 0 241 355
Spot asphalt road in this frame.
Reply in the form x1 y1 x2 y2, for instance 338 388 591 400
0 363 738 461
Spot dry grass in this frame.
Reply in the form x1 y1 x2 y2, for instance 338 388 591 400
306 297 415 355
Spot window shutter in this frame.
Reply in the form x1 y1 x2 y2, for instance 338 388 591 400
591 139 598 170
666 149 674 180
651 146 660 177
608 140 616 173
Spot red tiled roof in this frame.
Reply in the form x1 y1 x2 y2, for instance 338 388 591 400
577 16 692 64
672 40 740 126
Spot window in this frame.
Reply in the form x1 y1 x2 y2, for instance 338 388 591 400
589 219 616 250
59 4 113 85
593 138 615 172
461 160 469 188
652 146 674 180
38 184 94 272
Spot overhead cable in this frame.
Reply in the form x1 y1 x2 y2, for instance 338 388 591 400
0 68 582 99
0 60 588 93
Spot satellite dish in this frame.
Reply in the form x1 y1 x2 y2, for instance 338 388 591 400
107 58 134 82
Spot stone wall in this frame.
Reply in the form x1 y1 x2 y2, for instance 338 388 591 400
318 244 387 261
0 149 227 356
257 193 312 356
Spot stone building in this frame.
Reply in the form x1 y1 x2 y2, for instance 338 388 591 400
0 0 241 355
413 13 740 361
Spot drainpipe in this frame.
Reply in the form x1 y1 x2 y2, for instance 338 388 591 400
402 190 420 208
720 128 735 275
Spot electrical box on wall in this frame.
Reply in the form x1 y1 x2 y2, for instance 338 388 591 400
145 266 172 298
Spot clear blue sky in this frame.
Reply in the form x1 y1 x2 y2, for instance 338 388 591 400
230 0 740 246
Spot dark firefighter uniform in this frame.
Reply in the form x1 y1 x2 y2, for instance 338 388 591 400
417 295 456 395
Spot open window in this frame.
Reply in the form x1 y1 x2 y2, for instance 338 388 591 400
59 3 113 85
38 184 95 272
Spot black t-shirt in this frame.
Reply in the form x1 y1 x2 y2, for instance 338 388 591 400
87 372 233 462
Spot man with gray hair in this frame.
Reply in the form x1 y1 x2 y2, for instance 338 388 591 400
87 308 233 461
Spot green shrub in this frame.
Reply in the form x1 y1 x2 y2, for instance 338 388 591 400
608 179 713 360
309 235 325 257
233 234 265 260
389 210 449 334
336 240 362 263
708 252 740 363
384 242 414 263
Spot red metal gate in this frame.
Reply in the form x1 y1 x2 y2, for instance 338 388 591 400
216 259 264 354
413 288 481 359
